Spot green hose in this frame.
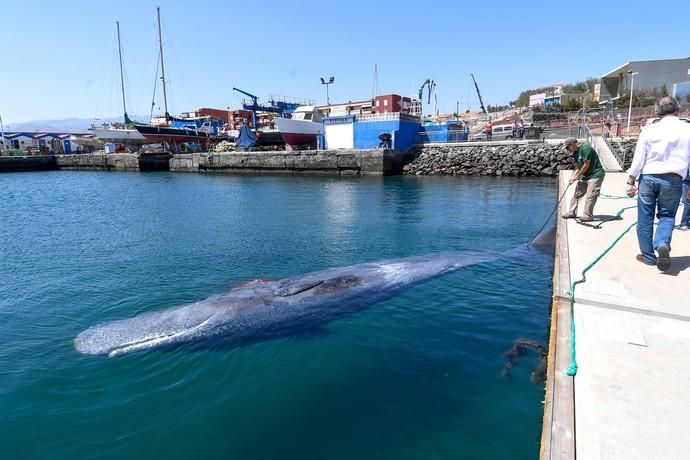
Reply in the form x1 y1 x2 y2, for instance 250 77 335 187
565 197 637 376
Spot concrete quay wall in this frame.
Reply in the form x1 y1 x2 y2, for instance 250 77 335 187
0 155 58 172
55 154 139 171
198 149 412 176
43 150 411 175
169 153 203 172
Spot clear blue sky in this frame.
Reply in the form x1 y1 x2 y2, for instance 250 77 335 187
2 0 689 124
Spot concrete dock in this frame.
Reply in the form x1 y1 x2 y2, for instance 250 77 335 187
51 149 413 175
542 171 690 459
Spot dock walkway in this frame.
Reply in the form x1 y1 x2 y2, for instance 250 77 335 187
591 134 623 172
542 171 690 460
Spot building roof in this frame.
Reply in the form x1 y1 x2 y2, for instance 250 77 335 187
601 62 631 79
601 57 690 79
2 132 80 139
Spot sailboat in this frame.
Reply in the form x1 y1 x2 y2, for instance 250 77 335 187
89 21 146 146
133 7 209 148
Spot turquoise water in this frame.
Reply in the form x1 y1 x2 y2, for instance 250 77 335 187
0 172 556 459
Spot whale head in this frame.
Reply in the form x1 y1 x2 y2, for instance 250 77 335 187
74 300 226 357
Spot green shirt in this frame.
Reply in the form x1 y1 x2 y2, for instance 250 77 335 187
574 143 605 180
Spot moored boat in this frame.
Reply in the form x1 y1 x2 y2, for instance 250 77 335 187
133 124 209 145
131 7 211 149
89 126 146 144
275 105 322 149
90 22 147 146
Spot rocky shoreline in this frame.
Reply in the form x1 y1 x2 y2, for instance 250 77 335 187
607 139 636 171
403 144 574 177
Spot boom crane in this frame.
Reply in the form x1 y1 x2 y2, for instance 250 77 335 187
232 87 303 129
470 74 487 114
232 87 260 128
418 79 437 118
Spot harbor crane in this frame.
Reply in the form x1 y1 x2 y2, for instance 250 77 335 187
470 74 487 115
418 79 438 119
232 87 303 129
233 87 271 128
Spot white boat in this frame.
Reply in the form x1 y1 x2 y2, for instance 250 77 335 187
89 126 146 144
69 134 104 150
90 21 147 146
274 106 322 149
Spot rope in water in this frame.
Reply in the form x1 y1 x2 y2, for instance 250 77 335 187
565 202 637 376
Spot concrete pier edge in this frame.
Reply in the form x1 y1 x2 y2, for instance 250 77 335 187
540 171 576 459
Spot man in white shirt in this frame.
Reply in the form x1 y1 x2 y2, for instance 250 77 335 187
626 97 690 271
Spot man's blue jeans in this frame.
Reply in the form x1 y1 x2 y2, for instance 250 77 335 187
680 179 690 226
637 174 682 262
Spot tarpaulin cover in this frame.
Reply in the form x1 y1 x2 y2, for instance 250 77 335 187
236 124 257 148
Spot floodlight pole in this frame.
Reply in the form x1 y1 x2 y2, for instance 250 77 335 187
321 76 334 108
627 71 639 133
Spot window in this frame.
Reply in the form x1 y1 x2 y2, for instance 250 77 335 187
384 100 388 106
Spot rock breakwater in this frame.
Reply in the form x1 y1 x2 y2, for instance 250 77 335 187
403 144 574 176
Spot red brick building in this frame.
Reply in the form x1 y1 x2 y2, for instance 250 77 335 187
373 94 413 114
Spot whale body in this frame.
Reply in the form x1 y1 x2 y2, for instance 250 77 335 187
75 229 554 357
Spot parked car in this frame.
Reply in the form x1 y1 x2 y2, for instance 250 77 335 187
472 123 515 141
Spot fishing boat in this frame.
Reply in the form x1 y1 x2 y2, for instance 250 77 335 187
89 21 146 145
134 7 209 148
274 105 322 149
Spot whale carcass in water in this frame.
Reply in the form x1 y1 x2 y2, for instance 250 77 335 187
74 228 555 357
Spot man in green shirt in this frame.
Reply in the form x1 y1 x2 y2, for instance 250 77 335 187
561 137 606 222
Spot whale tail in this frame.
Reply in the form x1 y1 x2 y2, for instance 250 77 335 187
502 226 556 261
528 226 556 253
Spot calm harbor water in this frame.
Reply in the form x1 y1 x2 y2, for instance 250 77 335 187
0 171 556 459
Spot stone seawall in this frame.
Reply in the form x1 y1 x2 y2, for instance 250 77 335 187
403 143 573 176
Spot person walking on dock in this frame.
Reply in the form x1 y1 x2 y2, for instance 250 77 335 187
625 97 690 271
485 119 493 141
561 137 606 222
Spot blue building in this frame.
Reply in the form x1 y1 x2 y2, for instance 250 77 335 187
2 132 78 154
323 113 421 150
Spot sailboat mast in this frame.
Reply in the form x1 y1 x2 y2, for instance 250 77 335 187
0 114 6 153
156 7 169 119
116 21 128 123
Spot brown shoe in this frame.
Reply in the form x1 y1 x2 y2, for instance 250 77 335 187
561 213 576 219
635 254 655 266
656 245 671 271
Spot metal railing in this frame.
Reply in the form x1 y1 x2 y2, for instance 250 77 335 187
609 138 630 170
583 123 626 171
415 130 470 144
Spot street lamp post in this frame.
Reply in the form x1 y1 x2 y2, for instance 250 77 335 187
320 76 334 110
626 71 639 133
